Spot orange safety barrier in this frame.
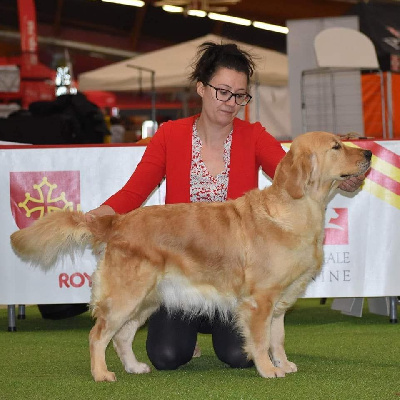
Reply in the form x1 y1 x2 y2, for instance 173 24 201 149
362 72 400 139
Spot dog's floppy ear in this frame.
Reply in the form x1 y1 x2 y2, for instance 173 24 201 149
275 150 317 199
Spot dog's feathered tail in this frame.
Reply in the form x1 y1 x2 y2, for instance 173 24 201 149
10 210 113 271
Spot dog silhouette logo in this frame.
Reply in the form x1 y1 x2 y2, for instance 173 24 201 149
324 208 349 245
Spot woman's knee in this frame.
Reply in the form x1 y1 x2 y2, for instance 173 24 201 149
146 307 198 370
215 345 254 369
211 316 254 369
146 344 193 370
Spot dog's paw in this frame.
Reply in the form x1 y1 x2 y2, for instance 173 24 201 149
279 360 297 374
125 362 151 374
93 370 117 382
258 366 286 378
272 358 297 373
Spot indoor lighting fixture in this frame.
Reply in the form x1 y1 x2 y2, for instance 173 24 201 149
208 12 251 26
162 5 184 12
187 9 207 17
102 0 145 6
252 21 289 34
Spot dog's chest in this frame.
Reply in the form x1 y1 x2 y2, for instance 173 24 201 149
157 274 237 319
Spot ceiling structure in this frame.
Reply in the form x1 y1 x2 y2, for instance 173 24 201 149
152 0 243 13
0 0 397 76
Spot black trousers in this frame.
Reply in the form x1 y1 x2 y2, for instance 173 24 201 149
146 306 254 370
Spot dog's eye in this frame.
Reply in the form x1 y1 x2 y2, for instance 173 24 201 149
332 142 341 150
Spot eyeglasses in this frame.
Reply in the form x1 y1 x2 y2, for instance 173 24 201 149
204 82 252 106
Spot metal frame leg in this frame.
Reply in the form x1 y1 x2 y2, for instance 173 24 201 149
389 296 398 324
7 305 16 332
18 305 26 320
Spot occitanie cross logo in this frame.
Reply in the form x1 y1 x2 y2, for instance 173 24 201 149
10 171 81 229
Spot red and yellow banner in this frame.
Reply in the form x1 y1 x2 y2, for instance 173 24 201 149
347 141 400 209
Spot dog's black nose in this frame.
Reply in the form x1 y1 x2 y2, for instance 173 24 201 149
364 150 372 161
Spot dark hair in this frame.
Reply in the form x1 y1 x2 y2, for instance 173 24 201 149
189 41 255 85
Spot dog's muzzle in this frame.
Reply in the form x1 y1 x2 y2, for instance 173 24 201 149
340 149 373 179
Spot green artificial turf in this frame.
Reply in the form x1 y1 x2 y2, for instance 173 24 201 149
0 299 398 400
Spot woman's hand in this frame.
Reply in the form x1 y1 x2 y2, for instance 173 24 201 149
85 205 115 222
338 175 365 192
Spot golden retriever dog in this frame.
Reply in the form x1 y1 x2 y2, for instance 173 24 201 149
10 131 372 382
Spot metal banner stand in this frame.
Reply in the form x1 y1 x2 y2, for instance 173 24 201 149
127 64 156 136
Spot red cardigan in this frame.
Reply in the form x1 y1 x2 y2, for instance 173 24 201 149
104 115 286 214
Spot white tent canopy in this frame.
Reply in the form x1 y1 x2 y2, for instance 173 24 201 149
78 34 288 91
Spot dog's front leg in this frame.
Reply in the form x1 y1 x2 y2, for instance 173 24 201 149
269 313 297 373
238 295 285 378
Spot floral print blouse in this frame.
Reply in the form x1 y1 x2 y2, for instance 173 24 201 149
190 119 232 203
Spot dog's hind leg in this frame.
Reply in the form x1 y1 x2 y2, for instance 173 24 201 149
89 264 158 382
238 292 285 378
89 302 133 382
112 304 159 374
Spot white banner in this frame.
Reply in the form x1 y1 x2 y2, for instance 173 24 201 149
0 141 399 304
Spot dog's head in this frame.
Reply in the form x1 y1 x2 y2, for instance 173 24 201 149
274 131 372 200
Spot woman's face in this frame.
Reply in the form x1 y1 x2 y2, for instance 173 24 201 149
197 67 248 127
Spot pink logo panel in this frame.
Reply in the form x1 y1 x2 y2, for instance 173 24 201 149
10 171 80 229
324 208 349 245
